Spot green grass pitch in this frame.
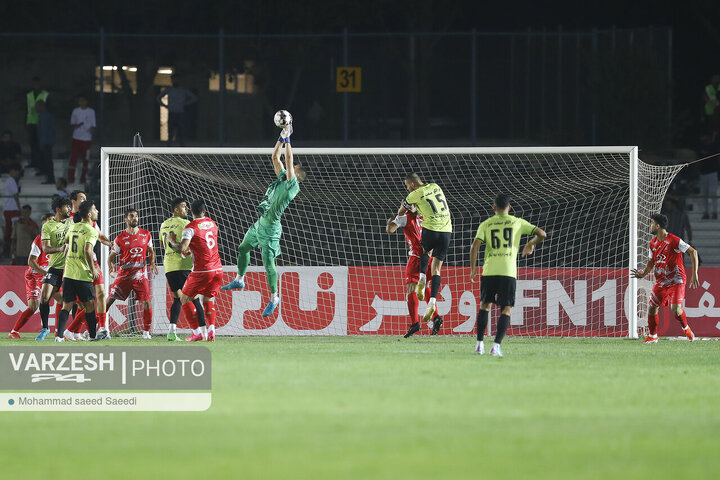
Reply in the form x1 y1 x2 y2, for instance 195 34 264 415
0 335 718 479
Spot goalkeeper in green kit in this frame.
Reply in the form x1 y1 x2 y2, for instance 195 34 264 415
221 120 306 316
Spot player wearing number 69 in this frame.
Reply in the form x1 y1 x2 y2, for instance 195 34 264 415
221 121 306 318
397 173 452 333
469 194 546 357
167 199 220 342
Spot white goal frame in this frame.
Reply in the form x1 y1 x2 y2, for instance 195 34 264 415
100 146 640 338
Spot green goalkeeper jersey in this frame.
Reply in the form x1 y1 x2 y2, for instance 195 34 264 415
257 169 300 227
64 221 99 282
159 216 193 272
41 218 70 270
475 213 536 278
405 183 452 232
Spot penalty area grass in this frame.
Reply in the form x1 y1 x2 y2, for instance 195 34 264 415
0 335 718 480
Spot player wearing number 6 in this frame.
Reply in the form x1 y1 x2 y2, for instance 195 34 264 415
469 194 546 356
221 122 306 318
398 173 452 333
167 199 220 342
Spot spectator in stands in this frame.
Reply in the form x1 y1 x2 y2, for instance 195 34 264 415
26 76 49 168
35 100 56 184
2 164 22 257
662 198 692 242
10 204 38 265
56 177 70 197
156 73 197 146
0 130 22 174
69 94 96 183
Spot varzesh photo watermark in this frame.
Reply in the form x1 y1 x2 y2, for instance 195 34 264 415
0 346 211 411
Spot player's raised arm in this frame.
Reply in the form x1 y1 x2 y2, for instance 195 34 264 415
284 142 295 181
272 141 284 176
521 227 547 257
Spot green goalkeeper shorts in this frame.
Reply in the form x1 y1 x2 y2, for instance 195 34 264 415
243 220 282 258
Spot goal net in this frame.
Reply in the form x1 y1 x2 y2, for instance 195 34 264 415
101 147 683 338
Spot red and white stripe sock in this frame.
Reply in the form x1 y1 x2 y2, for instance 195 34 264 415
12 308 34 332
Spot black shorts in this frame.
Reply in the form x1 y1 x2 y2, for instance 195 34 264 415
43 267 64 288
480 275 516 307
62 278 95 303
166 270 191 292
420 229 451 261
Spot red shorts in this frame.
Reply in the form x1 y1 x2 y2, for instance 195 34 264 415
93 261 104 286
649 283 685 308
405 255 433 284
182 270 223 299
25 272 44 300
110 274 151 301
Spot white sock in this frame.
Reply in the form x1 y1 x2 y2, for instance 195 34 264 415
235 274 244 283
683 326 690 330
10 330 17 334
418 273 426 283
193 327 201 335
493 342 501 349
208 325 215 332
271 293 279 303
427 297 436 307
169 324 177 333
476 340 483 349
201 325 207 337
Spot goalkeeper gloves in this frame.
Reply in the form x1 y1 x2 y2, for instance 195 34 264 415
278 123 293 143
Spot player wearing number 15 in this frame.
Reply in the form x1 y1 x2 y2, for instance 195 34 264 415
56 200 101 341
398 173 452 331
469 194 546 356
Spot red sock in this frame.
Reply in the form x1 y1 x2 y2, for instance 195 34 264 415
674 310 688 328
12 308 34 332
182 302 198 329
407 292 419 324
648 313 659 335
143 308 153 332
97 312 106 328
204 302 216 327
68 310 86 333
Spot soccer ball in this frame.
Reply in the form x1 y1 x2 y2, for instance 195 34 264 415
274 110 292 128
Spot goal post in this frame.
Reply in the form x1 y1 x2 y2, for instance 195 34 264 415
100 146 682 338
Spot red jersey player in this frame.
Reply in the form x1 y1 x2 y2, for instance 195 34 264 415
8 214 60 338
631 213 699 344
168 199 222 342
387 204 441 338
104 208 158 339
